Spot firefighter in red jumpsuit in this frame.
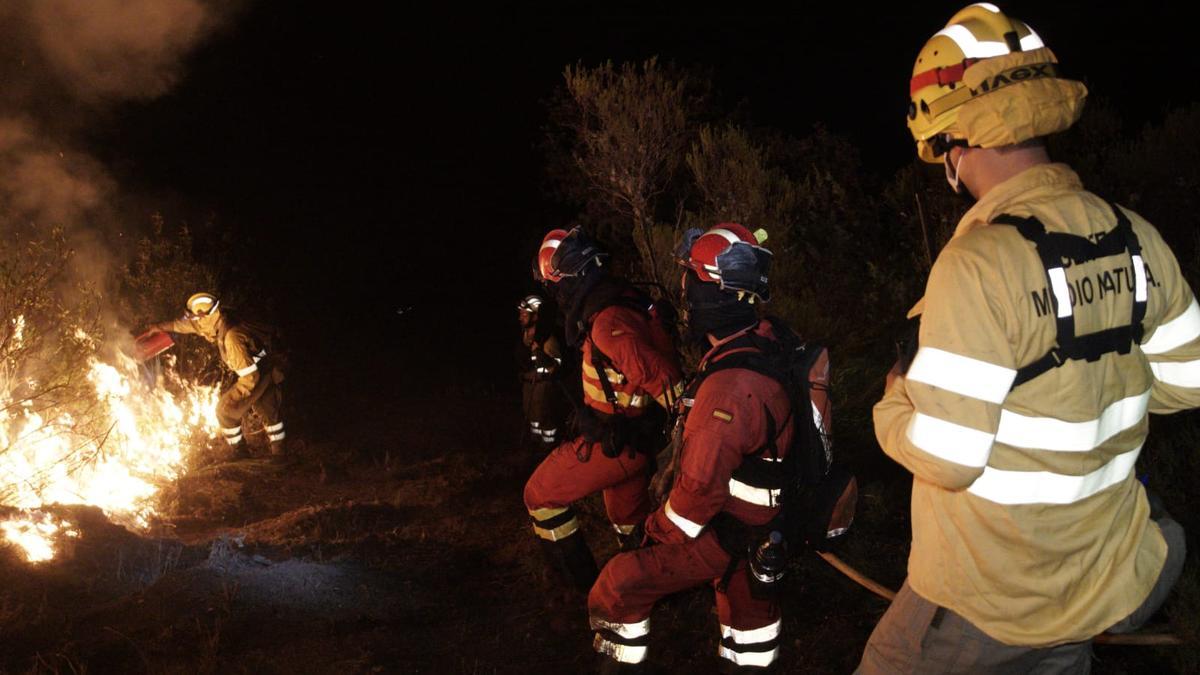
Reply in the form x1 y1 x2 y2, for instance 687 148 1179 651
517 294 569 450
524 227 683 594
589 224 801 672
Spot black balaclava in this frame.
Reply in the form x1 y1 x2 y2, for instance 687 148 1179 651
682 271 757 346
556 270 605 347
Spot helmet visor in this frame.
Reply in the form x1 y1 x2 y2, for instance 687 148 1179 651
550 228 605 279
185 302 218 320
714 242 772 302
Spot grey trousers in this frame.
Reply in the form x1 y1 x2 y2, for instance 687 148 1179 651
855 515 1186 675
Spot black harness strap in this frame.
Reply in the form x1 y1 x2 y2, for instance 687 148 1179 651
994 202 1147 389
586 293 664 410
590 344 623 409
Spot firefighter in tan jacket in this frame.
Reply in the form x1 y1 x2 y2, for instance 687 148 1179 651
150 292 287 460
859 5 1200 673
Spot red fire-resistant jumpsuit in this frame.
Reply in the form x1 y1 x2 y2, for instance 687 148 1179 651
589 320 801 669
524 297 682 585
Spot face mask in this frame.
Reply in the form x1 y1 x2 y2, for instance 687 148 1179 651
682 272 756 346
944 149 966 195
190 310 221 340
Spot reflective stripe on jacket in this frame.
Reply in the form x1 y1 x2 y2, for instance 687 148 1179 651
647 320 794 545
168 315 273 409
580 303 682 416
875 163 1200 646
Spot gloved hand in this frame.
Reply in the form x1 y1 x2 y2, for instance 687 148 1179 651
572 406 605 443
601 416 632 459
650 462 675 503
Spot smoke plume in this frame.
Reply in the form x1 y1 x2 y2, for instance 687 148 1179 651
0 0 236 293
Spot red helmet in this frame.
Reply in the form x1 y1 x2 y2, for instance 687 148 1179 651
537 227 607 283
677 223 772 302
537 229 569 282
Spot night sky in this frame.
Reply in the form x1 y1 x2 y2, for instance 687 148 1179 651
89 1 1200 389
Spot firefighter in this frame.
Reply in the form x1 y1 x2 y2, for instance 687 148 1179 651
148 292 288 461
589 224 804 672
859 5 1200 673
517 294 569 450
523 227 683 595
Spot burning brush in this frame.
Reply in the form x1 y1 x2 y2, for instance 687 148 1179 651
0 326 220 562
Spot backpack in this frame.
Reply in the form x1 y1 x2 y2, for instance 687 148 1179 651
696 317 857 551
582 289 677 459
228 316 289 383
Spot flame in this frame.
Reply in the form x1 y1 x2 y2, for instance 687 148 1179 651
0 347 219 562
0 511 79 562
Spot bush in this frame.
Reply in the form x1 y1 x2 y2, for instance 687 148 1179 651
0 228 103 492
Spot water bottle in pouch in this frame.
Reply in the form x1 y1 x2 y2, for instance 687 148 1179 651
748 530 787 599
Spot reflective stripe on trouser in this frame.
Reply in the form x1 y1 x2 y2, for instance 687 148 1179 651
265 421 286 442
591 617 650 664
524 378 570 446
528 506 580 542
523 436 651 535
529 421 558 443
720 619 781 667
855 582 1090 675
588 526 780 668
216 372 284 444
221 426 243 445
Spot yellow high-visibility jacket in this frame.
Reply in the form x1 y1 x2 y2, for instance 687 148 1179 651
876 163 1200 646
167 314 272 409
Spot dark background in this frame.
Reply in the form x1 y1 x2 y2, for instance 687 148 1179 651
89 1 1200 392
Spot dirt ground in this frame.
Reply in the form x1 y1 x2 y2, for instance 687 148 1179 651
0 386 1188 674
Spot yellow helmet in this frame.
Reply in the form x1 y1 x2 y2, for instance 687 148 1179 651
908 3 1088 163
185 292 220 318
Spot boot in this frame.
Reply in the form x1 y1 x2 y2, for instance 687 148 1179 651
598 655 650 674
716 659 778 675
269 438 296 466
539 534 599 593
228 439 250 461
615 522 645 553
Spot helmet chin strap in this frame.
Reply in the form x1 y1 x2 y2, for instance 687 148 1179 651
944 147 967 195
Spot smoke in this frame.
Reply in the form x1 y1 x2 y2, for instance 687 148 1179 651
0 118 113 229
0 0 237 300
27 0 215 103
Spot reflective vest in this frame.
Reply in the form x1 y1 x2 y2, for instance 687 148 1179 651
579 296 682 416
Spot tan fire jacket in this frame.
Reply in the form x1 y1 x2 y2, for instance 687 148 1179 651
167 314 272 408
875 163 1200 646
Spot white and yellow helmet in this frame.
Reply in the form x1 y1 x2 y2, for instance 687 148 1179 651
908 3 1088 163
185 292 220 318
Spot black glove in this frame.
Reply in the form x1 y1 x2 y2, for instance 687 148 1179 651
895 316 921 375
572 405 605 443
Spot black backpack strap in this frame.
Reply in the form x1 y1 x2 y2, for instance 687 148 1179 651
997 202 1149 389
588 339 622 409
994 213 1076 387
1110 202 1148 341
585 290 661 410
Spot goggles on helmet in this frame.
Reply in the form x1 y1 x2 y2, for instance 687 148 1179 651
676 227 772 302
548 228 607 280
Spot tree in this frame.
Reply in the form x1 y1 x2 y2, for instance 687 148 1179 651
557 58 706 290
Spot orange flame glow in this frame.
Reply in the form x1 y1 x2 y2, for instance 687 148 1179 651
1 347 219 562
